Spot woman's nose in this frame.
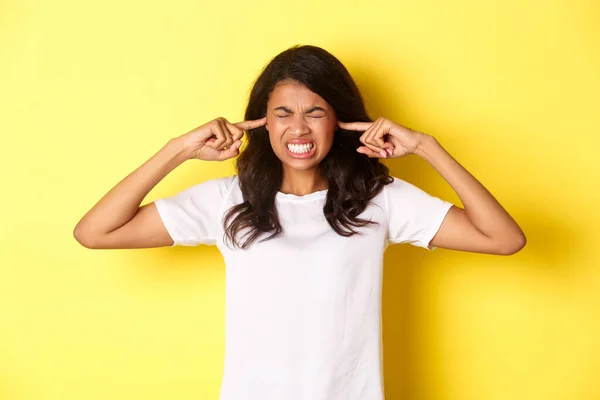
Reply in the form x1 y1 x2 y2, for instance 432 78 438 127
290 115 310 135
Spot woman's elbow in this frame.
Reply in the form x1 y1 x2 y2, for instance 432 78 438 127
498 233 527 255
73 224 100 249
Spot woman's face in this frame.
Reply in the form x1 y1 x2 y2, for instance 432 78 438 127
265 81 337 171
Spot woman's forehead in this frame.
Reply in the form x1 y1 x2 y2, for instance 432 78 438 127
268 82 330 108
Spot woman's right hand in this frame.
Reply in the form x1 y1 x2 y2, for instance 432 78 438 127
177 116 267 161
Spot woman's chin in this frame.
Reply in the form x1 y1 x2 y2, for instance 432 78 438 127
282 159 320 171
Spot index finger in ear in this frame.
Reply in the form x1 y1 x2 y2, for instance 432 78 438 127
234 117 267 131
337 120 373 131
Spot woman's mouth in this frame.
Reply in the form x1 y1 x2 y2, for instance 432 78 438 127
286 142 316 159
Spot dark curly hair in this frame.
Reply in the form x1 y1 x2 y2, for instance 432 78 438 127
223 44 393 249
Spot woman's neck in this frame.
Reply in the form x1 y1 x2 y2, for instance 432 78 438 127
279 168 327 196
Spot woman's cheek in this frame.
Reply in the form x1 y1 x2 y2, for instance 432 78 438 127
317 118 336 141
270 119 287 132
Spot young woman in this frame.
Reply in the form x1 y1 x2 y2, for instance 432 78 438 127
74 45 526 400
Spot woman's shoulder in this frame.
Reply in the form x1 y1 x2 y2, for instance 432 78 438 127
383 175 424 194
177 175 240 201
382 175 451 211
378 175 430 209
207 174 238 188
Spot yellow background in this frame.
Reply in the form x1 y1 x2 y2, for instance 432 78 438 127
1 0 599 399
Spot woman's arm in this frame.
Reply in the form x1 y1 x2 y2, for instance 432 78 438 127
338 118 526 255
73 117 265 249
416 135 526 255
73 138 189 249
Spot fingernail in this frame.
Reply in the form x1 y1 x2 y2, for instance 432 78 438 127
380 150 387 158
386 148 393 155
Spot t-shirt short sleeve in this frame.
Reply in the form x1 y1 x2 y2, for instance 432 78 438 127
153 176 236 247
384 177 454 250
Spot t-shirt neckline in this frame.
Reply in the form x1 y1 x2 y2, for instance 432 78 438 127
276 189 328 201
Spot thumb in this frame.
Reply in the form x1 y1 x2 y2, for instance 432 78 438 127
216 140 242 161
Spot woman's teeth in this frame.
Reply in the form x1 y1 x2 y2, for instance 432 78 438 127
287 143 314 154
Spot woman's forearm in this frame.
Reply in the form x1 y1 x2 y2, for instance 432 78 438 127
415 134 525 242
74 137 189 239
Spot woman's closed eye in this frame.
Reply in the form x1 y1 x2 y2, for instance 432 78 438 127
275 114 325 119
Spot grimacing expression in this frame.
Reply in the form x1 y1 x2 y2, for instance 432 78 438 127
265 81 338 171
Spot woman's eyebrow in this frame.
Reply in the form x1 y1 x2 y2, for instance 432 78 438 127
273 106 327 113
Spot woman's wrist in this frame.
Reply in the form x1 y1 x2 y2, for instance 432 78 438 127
166 136 193 165
413 132 437 158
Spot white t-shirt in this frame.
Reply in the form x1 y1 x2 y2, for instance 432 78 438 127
154 175 453 400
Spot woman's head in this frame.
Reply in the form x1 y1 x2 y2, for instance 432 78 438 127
265 81 337 172
242 45 373 174
224 45 393 249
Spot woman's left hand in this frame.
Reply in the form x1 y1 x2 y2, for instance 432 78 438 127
337 117 429 159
